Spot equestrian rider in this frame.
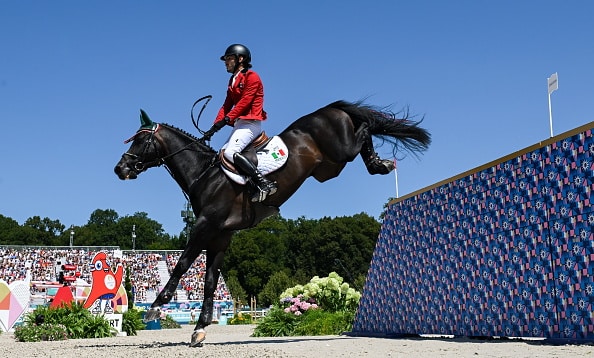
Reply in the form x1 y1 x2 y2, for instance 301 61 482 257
209 44 277 202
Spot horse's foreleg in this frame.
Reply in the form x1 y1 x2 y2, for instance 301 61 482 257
191 240 229 347
155 247 201 304
144 220 207 322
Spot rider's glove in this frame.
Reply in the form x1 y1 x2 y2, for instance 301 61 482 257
214 116 231 129
203 117 231 140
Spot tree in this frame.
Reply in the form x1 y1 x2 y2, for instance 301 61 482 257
281 213 379 289
223 213 380 302
223 215 288 299
258 270 295 307
23 216 65 246
320 213 379 286
0 215 23 245
380 196 396 221
284 216 319 279
116 212 169 250
223 274 247 306
83 209 120 246
88 209 119 226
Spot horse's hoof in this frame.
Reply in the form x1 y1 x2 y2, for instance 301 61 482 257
367 158 395 175
190 330 206 347
143 307 161 322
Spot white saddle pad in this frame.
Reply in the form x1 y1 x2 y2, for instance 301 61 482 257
222 136 289 185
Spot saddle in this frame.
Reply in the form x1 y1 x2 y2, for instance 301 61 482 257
219 132 289 185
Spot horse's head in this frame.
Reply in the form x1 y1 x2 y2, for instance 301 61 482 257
114 109 165 180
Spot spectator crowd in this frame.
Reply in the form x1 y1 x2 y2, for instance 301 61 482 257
0 247 231 302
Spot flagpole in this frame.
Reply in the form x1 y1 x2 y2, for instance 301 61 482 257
547 72 558 138
394 159 399 198
548 92 554 138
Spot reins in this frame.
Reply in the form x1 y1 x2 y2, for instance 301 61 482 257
123 95 219 200
191 95 212 135
124 124 212 168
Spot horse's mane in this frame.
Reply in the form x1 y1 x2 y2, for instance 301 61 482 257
160 123 217 154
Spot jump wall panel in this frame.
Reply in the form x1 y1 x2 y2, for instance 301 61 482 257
353 123 594 341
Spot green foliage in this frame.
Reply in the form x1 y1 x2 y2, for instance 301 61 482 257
15 303 115 341
84 314 116 338
121 308 145 336
281 272 361 313
0 210 379 302
258 270 295 307
223 213 379 301
0 209 179 249
224 274 248 304
22 216 66 246
292 309 355 335
253 273 361 337
14 323 69 342
227 312 253 325
252 307 299 337
160 314 182 329
0 214 26 245
252 308 354 337
124 267 133 309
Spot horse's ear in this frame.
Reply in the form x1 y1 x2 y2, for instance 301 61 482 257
139 109 153 128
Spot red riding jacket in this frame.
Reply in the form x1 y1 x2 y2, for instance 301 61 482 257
214 69 267 126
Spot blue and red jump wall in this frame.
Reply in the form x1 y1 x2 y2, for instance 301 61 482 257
353 121 594 341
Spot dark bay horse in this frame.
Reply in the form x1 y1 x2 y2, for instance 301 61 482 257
114 100 430 346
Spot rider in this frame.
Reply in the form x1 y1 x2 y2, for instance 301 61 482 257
209 44 277 203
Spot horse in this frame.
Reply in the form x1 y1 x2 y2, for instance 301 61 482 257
114 100 430 346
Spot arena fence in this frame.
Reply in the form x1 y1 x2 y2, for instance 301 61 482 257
353 121 594 342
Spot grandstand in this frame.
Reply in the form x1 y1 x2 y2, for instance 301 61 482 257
0 246 231 304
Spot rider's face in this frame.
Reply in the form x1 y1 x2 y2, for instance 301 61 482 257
223 55 243 74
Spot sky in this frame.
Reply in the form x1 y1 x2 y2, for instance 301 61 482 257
1 1 593 237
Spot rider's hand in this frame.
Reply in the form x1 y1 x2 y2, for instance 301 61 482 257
213 117 229 130
203 117 231 140
202 130 215 140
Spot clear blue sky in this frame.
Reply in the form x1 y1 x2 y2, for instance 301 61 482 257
1 1 593 236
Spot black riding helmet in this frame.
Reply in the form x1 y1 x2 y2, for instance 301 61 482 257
220 44 251 64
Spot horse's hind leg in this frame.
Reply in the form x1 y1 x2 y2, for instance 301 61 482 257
338 121 369 161
359 125 395 175
191 236 230 347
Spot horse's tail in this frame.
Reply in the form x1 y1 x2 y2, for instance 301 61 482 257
327 100 431 157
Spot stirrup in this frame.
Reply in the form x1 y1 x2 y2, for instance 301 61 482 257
251 182 277 202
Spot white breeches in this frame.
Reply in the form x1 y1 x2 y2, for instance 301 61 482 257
221 119 263 162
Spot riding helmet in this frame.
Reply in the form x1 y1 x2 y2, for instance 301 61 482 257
220 44 251 63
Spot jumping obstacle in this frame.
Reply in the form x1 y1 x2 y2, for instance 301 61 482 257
353 121 594 342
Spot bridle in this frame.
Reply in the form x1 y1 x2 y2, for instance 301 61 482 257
122 123 218 190
123 95 215 173
122 124 167 173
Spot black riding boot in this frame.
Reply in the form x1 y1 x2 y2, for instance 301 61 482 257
360 139 395 175
233 153 278 202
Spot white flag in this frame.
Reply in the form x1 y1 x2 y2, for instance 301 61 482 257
547 72 558 94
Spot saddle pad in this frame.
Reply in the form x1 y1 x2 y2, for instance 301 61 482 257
222 136 289 185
